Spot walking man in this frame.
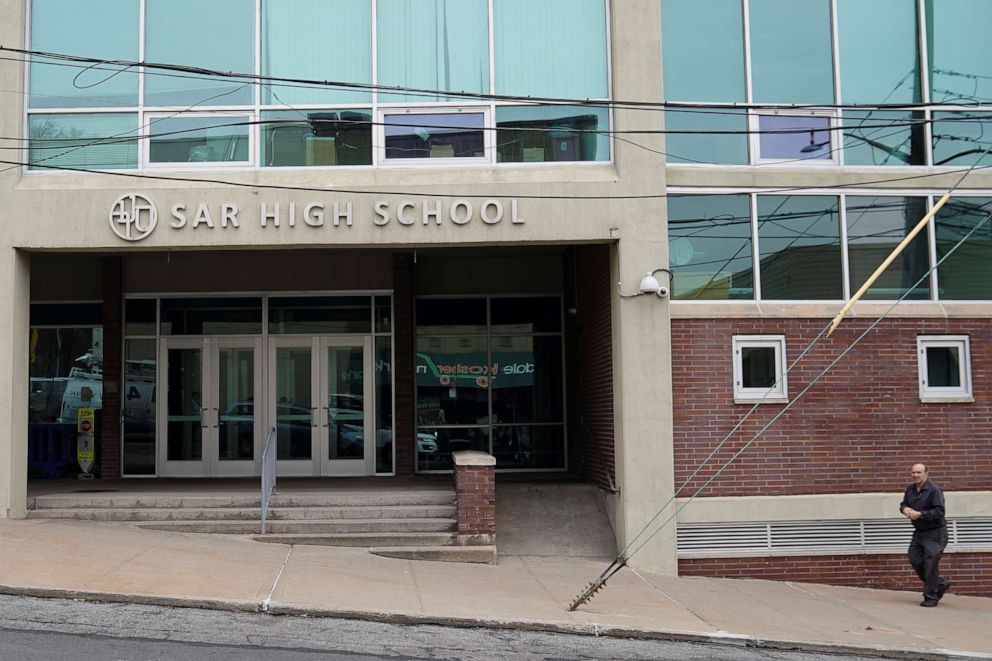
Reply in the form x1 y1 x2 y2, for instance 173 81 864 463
900 463 950 607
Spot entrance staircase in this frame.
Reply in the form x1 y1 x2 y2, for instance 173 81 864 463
27 488 495 563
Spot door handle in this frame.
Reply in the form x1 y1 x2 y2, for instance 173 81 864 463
211 407 219 429
322 405 330 428
200 408 209 428
310 407 318 428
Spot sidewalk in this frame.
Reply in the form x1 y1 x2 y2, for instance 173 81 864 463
0 518 989 660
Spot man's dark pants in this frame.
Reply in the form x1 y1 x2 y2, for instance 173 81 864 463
908 527 947 600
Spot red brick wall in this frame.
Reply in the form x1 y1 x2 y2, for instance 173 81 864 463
565 245 616 491
454 463 496 536
671 318 992 496
680 553 992 597
100 257 122 479
393 253 414 476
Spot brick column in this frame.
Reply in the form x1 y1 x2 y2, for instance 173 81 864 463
452 450 495 545
100 257 122 479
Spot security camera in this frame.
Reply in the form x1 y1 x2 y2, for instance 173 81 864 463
638 273 669 298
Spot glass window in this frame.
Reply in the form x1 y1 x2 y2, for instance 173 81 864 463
416 427 488 472
416 298 487 335
30 303 102 326
375 337 393 474
492 425 564 470
275 346 313 461
262 0 372 106
160 298 263 335
843 110 926 167
667 195 754 300
29 327 103 423
934 197 992 300
932 112 992 167
415 336 490 426
494 0 607 99
490 335 562 424
383 112 485 160
378 0 489 104
917 336 973 402
926 0 992 104
261 110 372 167
749 0 833 104
661 0 744 103
496 106 609 163
30 0 139 108
268 296 372 334
490 297 561 334
28 114 138 170
837 0 920 104
757 196 842 300
145 0 255 106
846 196 930 300
757 114 833 162
122 338 156 475
375 296 392 334
124 299 157 336
664 109 749 165
148 116 250 164
732 335 787 403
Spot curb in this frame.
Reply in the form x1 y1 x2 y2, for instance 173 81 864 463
0 584 987 661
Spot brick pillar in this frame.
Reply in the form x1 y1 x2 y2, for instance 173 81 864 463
452 450 495 544
100 257 122 479
392 253 415 476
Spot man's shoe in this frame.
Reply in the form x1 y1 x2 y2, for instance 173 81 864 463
921 599 939 607
937 580 951 600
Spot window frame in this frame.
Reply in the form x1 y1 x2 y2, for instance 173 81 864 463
732 334 788 403
142 111 254 170
750 109 839 166
917 335 973 403
377 106 492 167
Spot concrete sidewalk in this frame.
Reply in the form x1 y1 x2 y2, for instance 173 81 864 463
0 518 989 660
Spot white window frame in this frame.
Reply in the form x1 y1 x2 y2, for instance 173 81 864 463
750 109 839 165
732 335 788 403
917 335 973 403
142 111 255 170
377 106 492 167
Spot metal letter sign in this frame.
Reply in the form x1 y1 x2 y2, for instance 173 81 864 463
109 193 157 241
77 408 96 478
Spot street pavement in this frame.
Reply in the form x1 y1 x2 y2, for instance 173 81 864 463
0 518 989 660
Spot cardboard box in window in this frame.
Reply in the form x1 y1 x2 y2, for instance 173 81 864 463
306 136 336 165
522 147 546 162
429 143 455 158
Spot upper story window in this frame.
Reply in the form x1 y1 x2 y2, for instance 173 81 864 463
917 336 973 402
25 0 611 172
660 0 976 168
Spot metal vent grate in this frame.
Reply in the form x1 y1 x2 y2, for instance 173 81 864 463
678 517 992 557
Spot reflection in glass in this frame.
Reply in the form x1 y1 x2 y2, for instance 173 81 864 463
375 338 393 473
741 347 775 388
275 347 312 460
148 116 250 164
926 347 961 387
415 337 489 426
757 115 831 161
29 114 138 170
846 196 930 299
269 297 372 334
757 196 842 300
667 195 753 300
935 198 992 300
492 425 564 469
491 336 562 424
161 298 262 335
167 348 202 461
926 0 992 104
749 0 833 104
123 339 156 475
29 328 104 424
375 296 393 334
378 0 489 103
490 297 561 334
261 111 373 167
125 299 157 336
145 0 254 106
218 348 254 461
262 0 371 105
30 0 139 108
496 106 609 163
837 0 920 105
931 113 992 167
416 298 487 335
327 346 365 460
416 427 488 472
664 110 749 165
384 113 485 159
662 0 745 103
843 111 926 167
494 0 607 99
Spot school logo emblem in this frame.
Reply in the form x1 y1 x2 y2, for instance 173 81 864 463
109 193 157 241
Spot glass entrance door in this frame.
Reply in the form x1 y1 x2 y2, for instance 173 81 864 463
158 337 261 476
268 336 373 476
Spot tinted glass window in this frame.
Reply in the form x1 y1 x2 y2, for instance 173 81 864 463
30 303 102 326
837 0 920 104
668 195 754 300
846 196 930 299
749 0 833 104
926 346 961 387
664 110 749 165
757 115 831 161
843 110 926 166
384 113 485 160
29 114 138 170
261 110 372 167
148 116 250 164
492 425 564 470
269 296 372 334
491 335 562 423
741 346 776 388
496 106 609 163
415 336 490 426
935 198 992 300
160 298 262 335
124 299 156 336
662 0 744 102
926 0 992 104
490 297 561 333
757 196 842 300
416 298 487 335
122 338 156 475
932 112 992 167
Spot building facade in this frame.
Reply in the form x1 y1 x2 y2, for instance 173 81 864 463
0 0 989 593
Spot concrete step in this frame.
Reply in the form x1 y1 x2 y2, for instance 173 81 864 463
29 490 454 511
370 545 497 564
268 505 456 520
138 518 457 535
251 532 458 547
26 504 456 523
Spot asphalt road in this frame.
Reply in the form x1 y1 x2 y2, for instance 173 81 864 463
0 594 889 660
